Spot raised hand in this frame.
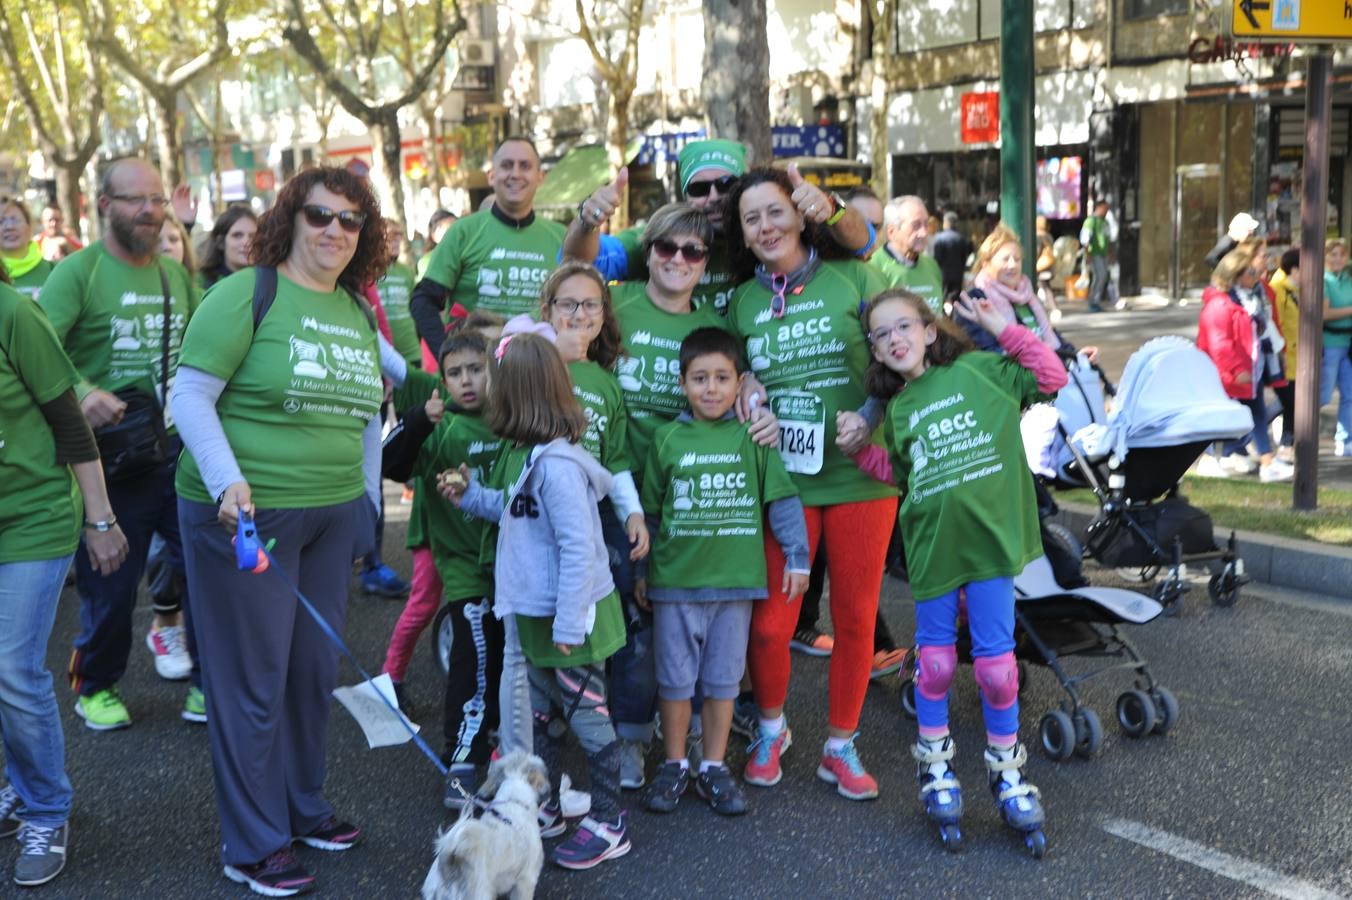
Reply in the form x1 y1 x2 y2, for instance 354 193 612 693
170 183 198 226
954 291 1009 338
425 388 445 424
787 162 832 225
579 167 629 229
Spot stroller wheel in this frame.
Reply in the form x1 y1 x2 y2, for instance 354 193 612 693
1208 571 1241 607
1150 687 1180 735
1017 659 1030 696
900 679 917 720
431 603 455 679
1043 523 1083 560
1116 690 1157 738
1115 565 1160 585
1072 707 1104 759
1039 710 1075 761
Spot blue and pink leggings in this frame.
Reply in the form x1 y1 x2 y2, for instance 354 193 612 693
914 576 1020 747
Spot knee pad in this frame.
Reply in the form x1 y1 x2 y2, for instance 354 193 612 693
973 652 1019 710
915 645 958 701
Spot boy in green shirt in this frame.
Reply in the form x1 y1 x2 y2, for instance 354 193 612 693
638 327 809 817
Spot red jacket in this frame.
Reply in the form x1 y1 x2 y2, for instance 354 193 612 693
1196 283 1287 400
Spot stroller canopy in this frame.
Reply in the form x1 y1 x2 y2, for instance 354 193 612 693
1073 335 1253 463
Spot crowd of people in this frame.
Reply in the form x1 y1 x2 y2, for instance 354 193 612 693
0 133 1348 896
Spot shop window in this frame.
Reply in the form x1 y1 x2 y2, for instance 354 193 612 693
1123 0 1189 19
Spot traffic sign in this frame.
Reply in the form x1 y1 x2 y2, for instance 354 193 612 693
1233 0 1352 41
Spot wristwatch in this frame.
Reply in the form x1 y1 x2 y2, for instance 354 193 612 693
85 516 118 532
824 192 848 227
576 199 597 230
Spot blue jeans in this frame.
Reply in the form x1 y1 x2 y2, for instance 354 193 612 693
0 555 75 829
1223 392 1272 457
1319 343 1352 444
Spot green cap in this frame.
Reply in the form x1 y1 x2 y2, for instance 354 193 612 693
678 139 748 194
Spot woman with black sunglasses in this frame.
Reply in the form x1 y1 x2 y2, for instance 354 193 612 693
169 167 393 897
723 167 896 803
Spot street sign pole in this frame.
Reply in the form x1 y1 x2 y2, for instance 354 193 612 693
999 0 1036 276
1293 49 1331 510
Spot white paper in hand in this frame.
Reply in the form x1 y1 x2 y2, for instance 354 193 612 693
332 673 420 749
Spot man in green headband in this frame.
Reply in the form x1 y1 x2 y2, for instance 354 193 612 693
562 138 874 314
0 199 55 300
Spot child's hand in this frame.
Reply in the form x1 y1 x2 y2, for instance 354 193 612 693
554 642 576 656
437 464 472 505
634 578 650 611
835 410 870 455
554 328 587 363
954 291 1008 338
425 388 445 424
782 570 809 603
625 513 650 561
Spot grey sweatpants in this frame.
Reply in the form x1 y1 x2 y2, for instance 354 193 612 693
179 495 370 866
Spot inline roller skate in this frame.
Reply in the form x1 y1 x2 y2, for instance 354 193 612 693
985 742 1047 858
912 735 963 852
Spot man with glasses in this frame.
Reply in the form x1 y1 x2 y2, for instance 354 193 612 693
409 137 564 351
563 139 874 314
39 157 202 731
867 196 945 314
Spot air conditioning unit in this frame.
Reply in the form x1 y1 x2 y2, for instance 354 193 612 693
460 39 495 66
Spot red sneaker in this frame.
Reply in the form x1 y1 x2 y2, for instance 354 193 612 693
817 736 879 800
744 724 792 787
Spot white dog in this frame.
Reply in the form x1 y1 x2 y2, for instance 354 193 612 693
421 751 550 900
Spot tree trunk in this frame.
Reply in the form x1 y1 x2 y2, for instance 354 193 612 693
84 155 102 242
607 90 632 230
151 89 183 190
54 162 84 242
420 102 446 206
868 0 893 198
701 0 771 164
367 114 407 230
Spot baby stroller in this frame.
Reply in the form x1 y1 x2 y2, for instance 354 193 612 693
899 553 1179 762
1063 336 1254 609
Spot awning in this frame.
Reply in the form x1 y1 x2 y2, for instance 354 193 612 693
535 142 641 210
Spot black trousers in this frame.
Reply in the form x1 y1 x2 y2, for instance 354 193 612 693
441 597 504 768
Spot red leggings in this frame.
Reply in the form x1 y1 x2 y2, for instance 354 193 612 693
750 496 897 732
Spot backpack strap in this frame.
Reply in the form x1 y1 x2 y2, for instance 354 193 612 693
251 265 377 337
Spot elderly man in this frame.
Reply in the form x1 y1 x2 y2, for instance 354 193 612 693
866 195 945 313
563 139 875 314
409 137 565 349
36 204 82 261
38 157 202 731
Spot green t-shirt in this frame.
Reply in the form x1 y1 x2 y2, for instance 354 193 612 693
39 242 199 409
391 369 443 549
866 249 944 313
7 258 54 301
882 350 1048 600
727 260 895 507
378 261 421 364
641 417 797 594
412 407 502 601
421 211 565 318
614 226 736 314
174 268 383 509
610 281 729 482
568 359 631 474
0 284 82 562
1323 270 1352 349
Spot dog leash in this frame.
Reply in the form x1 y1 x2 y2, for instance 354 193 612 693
235 514 449 777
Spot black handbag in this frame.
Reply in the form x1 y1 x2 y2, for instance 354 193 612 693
94 265 172 482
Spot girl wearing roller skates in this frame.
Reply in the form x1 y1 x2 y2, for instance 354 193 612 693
839 287 1067 856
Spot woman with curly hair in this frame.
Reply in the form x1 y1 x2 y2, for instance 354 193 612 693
169 167 391 897
197 204 258 290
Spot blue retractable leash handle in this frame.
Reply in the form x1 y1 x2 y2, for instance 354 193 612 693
235 513 449 777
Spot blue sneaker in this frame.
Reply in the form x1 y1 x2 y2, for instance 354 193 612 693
553 811 630 870
361 564 409 598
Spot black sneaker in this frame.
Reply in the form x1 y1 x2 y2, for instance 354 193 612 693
13 822 67 887
695 765 748 816
295 816 361 851
444 765 482 810
223 847 315 896
644 761 690 813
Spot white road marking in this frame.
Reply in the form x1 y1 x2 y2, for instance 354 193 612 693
1103 818 1348 900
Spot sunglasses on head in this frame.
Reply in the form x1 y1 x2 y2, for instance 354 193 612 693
301 204 367 234
684 175 739 198
651 238 709 263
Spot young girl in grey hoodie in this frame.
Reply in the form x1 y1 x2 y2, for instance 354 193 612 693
445 330 632 872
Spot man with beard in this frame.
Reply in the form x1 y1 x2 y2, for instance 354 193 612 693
562 139 875 314
39 157 202 731
409 137 564 350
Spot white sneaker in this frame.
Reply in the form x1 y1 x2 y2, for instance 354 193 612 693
1260 459 1295 482
1276 445 1295 464
1220 454 1259 475
1194 455 1230 478
146 626 192 681
1336 439 1349 457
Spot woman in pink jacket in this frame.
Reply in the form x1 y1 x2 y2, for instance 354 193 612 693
1196 241 1291 482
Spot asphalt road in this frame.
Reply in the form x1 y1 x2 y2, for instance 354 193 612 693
8 483 1352 899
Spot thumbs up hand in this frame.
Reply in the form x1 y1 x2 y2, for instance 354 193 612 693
425 388 445 424
787 162 834 226
579 167 628 229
